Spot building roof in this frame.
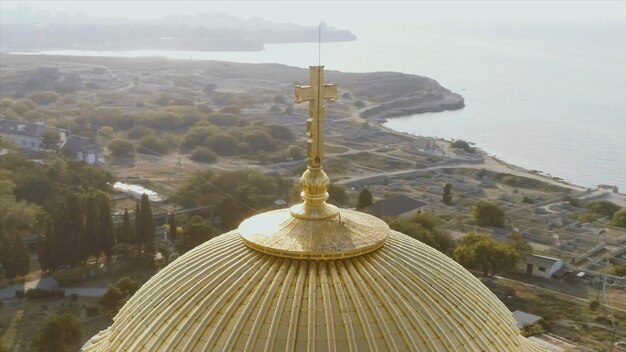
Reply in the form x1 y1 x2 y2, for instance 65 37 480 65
83 230 545 352
512 310 543 328
524 254 562 268
0 118 66 138
62 135 100 154
367 194 426 217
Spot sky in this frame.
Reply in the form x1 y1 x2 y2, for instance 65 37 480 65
2 1 625 27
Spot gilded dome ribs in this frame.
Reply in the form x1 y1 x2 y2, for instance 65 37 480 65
329 261 358 352
337 260 378 352
263 260 298 352
285 261 306 352
200 256 278 351
319 262 337 352
242 259 290 351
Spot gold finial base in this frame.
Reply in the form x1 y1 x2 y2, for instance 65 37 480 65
238 208 389 260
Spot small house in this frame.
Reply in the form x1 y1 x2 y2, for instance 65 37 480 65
517 254 564 279
511 310 542 329
0 118 67 152
365 195 425 218
61 135 101 164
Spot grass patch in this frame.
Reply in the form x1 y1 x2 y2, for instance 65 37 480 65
0 309 23 350
494 173 565 192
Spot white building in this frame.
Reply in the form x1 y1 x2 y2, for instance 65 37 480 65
517 254 564 279
0 118 67 152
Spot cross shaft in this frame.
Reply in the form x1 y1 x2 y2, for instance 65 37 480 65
294 66 337 168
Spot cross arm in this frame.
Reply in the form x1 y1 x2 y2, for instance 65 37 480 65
294 85 314 103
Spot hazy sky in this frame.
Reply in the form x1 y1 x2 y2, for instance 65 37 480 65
2 1 625 27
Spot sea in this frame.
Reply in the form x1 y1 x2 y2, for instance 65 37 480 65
8 19 626 191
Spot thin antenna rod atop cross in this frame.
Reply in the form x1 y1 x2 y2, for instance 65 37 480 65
318 22 322 67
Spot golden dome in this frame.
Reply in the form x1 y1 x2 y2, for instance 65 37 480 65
83 230 544 351
83 66 546 351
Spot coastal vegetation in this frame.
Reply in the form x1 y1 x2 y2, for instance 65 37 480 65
453 232 521 277
471 200 506 227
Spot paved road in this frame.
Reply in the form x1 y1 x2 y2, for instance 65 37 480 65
0 276 107 300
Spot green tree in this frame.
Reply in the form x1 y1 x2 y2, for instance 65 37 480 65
41 131 61 150
169 212 177 242
32 312 82 352
176 216 216 254
64 194 84 267
98 197 115 259
506 233 532 254
453 232 520 277
190 146 218 163
115 276 139 296
99 277 139 317
472 200 506 227
387 213 454 254
0 234 30 280
84 196 101 259
356 188 373 210
611 209 626 228
99 286 126 317
139 194 155 249
328 184 349 206
450 140 475 153
443 183 453 205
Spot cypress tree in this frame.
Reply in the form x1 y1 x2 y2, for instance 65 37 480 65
118 209 131 244
65 194 84 267
13 234 30 278
53 203 71 269
443 183 453 205
37 233 49 272
169 212 177 241
84 196 101 260
134 201 142 246
356 188 373 210
99 198 115 259
140 194 155 246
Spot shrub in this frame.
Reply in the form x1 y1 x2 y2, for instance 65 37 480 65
451 140 475 153
32 312 82 352
85 305 100 317
207 112 240 127
190 147 218 163
265 124 294 141
127 126 153 139
206 133 239 155
53 266 91 286
138 135 169 155
472 200 506 227
522 196 535 204
613 209 626 228
587 200 621 218
520 322 545 337
108 139 135 158
577 212 599 223
29 91 60 105
242 131 276 152
25 288 65 299
219 105 242 114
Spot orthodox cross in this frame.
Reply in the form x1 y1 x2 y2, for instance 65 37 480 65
294 66 337 168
